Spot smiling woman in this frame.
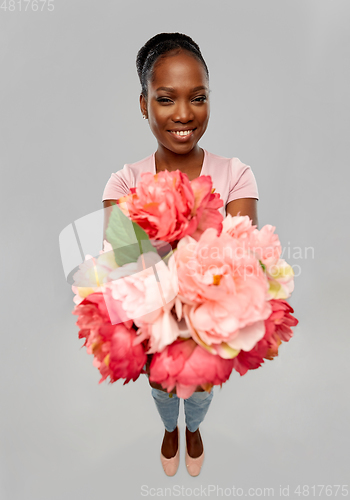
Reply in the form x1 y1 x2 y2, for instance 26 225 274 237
101 32 260 477
139 46 211 179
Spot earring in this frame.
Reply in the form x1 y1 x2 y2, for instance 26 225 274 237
143 115 147 120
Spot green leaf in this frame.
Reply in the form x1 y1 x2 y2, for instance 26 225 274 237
259 260 266 272
105 202 156 266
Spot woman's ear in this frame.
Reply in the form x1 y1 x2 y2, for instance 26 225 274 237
140 93 147 119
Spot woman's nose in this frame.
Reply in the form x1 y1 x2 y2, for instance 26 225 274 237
172 100 194 123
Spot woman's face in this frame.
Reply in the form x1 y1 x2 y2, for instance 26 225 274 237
141 50 210 155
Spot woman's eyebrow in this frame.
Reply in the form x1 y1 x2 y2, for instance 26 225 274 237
155 85 208 92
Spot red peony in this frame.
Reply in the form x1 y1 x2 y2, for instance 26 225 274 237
149 338 235 398
117 170 223 243
72 291 147 384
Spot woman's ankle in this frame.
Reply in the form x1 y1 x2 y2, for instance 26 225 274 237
161 426 179 458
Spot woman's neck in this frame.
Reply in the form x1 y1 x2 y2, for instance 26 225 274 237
155 146 204 176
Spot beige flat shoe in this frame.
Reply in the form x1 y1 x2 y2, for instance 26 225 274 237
185 437 204 477
160 427 180 476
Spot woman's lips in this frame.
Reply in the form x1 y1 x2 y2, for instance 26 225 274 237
167 129 196 141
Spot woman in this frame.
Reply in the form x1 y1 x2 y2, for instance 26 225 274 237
102 32 259 477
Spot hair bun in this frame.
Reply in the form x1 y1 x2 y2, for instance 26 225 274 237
136 32 208 98
136 32 202 81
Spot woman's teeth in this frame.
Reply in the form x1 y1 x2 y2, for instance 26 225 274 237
171 130 193 136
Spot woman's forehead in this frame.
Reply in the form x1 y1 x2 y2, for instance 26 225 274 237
150 53 208 88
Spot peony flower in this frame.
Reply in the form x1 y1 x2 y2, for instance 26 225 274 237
107 251 182 352
232 299 299 375
168 228 272 356
72 287 133 333
117 170 223 243
222 213 257 242
109 252 177 324
98 285 135 326
71 240 119 305
149 338 235 398
187 176 224 240
72 290 146 384
265 259 295 299
134 306 187 354
108 326 147 384
263 298 298 346
131 295 193 354
223 219 295 300
249 225 282 268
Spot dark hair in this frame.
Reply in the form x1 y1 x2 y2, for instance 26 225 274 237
136 32 209 99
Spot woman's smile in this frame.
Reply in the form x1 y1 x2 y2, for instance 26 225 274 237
168 128 196 141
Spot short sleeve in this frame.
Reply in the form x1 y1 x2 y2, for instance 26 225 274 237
226 158 259 204
101 165 131 203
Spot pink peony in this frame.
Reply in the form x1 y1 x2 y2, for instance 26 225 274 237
249 224 282 267
99 285 135 326
149 338 235 398
187 176 224 240
109 253 176 324
134 308 185 354
223 219 295 300
117 170 223 243
232 299 299 376
222 213 257 242
108 252 182 352
168 228 272 355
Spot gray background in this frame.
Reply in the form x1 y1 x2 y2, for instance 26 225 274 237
1 1 349 499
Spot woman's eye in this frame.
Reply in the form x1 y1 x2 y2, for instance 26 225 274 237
156 96 207 104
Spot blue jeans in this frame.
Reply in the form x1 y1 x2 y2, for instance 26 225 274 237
151 387 214 433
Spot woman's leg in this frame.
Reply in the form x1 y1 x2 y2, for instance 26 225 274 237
151 388 180 459
184 389 214 432
151 388 180 432
184 389 214 458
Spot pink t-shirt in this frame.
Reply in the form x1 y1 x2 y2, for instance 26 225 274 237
102 148 259 217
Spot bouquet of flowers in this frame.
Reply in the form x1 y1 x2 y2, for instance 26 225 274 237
72 170 298 398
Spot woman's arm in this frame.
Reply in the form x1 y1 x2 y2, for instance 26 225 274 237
226 198 259 229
